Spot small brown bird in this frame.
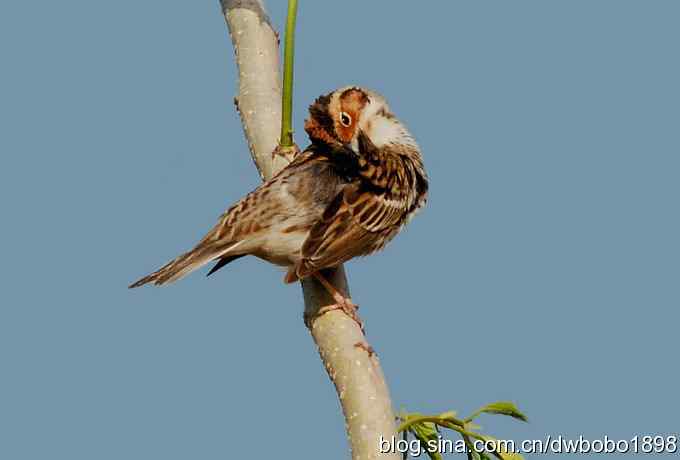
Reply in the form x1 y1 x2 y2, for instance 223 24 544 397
130 86 428 322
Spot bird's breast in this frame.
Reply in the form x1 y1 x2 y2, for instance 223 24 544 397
251 220 312 266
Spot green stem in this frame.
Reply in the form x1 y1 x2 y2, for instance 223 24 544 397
396 414 466 433
280 0 298 147
464 410 482 424
396 414 488 444
438 422 486 442
463 435 475 460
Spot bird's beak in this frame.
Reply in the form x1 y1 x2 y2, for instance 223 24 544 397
344 130 363 156
341 143 358 158
355 129 378 157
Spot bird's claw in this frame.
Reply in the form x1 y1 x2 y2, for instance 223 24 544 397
304 299 364 332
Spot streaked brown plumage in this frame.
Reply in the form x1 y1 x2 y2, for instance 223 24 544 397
129 86 428 294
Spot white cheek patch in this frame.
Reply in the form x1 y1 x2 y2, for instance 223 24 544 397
356 94 420 150
366 116 419 150
368 117 402 147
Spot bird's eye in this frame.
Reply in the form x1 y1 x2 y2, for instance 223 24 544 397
340 112 352 127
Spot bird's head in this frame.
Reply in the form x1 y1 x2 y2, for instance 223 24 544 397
304 86 418 156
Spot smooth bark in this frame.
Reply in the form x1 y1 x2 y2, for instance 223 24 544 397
221 2 399 458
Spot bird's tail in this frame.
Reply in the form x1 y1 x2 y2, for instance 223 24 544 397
128 240 242 288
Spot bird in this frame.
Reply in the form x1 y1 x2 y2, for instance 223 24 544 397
129 86 429 326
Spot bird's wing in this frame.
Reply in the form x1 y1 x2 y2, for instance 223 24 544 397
292 179 411 281
292 185 401 277
130 149 321 288
292 134 428 281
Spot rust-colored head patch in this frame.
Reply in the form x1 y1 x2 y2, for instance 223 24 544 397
305 88 370 146
334 88 369 143
340 87 370 109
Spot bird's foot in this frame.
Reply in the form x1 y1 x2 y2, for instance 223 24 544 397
304 298 364 332
335 296 364 332
306 271 365 332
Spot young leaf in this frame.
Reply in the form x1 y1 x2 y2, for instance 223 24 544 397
479 435 525 460
410 421 443 460
470 401 528 422
494 451 524 460
438 410 457 421
464 435 494 460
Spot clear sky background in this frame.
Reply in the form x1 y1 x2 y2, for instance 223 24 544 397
1 1 678 459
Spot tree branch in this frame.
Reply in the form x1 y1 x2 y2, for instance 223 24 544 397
221 1 399 458
221 0 287 181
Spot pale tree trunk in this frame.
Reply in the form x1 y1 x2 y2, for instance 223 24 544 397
220 1 400 458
